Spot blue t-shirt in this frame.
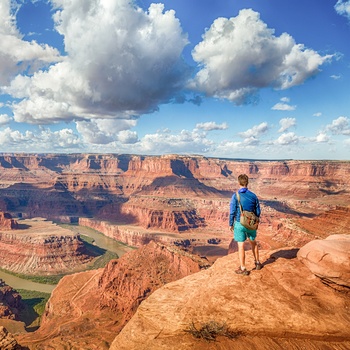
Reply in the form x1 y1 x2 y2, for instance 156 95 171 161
229 187 261 226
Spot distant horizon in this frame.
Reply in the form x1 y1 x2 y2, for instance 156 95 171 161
1 152 349 163
0 0 349 159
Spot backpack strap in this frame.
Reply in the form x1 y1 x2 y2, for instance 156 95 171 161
236 192 244 213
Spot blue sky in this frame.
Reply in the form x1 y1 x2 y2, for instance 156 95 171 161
0 0 349 159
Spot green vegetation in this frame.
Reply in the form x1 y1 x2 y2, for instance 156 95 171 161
0 267 64 285
185 321 241 342
17 289 51 331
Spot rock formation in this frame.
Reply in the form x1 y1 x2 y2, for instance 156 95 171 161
16 241 210 349
0 153 349 269
0 213 18 230
298 234 350 290
0 326 24 350
0 218 94 275
110 237 350 350
0 280 23 321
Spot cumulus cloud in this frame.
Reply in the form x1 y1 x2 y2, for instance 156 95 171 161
272 97 296 111
6 0 190 124
274 132 300 145
76 118 138 144
278 117 296 132
238 122 269 138
335 1 350 20
315 132 330 143
0 126 80 151
139 129 213 154
190 9 332 104
195 121 228 131
0 114 12 125
325 116 350 135
313 112 322 117
0 0 61 86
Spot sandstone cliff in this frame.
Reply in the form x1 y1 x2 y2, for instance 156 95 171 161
16 241 210 349
0 218 94 275
111 235 350 350
0 154 349 234
0 280 23 321
0 213 18 230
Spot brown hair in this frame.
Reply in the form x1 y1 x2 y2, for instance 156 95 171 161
238 174 249 187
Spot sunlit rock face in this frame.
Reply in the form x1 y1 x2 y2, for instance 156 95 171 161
110 238 350 350
16 241 210 349
298 234 350 290
0 154 349 255
0 218 94 275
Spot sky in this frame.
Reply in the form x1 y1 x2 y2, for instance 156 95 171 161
0 0 349 160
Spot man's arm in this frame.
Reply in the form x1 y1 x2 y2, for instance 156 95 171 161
229 193 237 229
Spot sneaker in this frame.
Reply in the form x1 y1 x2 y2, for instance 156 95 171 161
235 267 250 276
255 262 263 270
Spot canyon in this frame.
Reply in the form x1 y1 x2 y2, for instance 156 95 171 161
0 153 348 349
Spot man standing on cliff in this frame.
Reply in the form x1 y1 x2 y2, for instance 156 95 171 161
229 174 262 275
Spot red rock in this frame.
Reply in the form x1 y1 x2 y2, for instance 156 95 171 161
16 241 210 349
110 246 350 350
0 213 18 230
0 280 23 321
297 234 350 289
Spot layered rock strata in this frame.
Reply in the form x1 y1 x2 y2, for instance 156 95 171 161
17 241 210 349
0 218 94 275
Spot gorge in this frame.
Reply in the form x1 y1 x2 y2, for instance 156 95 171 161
0 153 349 349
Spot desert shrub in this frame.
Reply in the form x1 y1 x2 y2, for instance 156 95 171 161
185 320 241 342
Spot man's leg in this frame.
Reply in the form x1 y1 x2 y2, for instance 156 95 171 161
237 241 245 269
249 239 262 270
250 239 259 262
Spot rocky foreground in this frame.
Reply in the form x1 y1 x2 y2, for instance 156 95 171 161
12 234 350 350
111 235 350 350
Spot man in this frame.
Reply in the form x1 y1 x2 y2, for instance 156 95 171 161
229 174 262 275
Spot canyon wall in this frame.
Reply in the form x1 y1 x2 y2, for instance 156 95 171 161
17 241 210 349
0 153 349 254
0 218 94 275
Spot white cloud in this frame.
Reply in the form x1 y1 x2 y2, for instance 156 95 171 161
325 116 350 135
190 9 332 104
0 126 80 151
315 132 330 143
272 102 296 111
330 74 341 80
274 132 300 145
0 0 61 86
6 0 190 124
238 122 269 138
335 1 350 20
195 121 228 131
139 129 213 154
76 118 138 144
313 112 322 117
278 117 296 132
0 114 12 125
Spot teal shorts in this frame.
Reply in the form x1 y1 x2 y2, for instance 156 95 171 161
234 221 257 242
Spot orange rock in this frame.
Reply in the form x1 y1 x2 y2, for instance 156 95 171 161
298 234 350 289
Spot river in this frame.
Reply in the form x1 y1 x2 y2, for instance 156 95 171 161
0 224 134 294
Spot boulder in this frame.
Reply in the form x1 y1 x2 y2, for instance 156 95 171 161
297 234 350 289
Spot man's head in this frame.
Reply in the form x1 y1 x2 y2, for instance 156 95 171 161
238 174 249 187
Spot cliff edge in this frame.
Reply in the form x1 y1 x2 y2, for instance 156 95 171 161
111 235 350 350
